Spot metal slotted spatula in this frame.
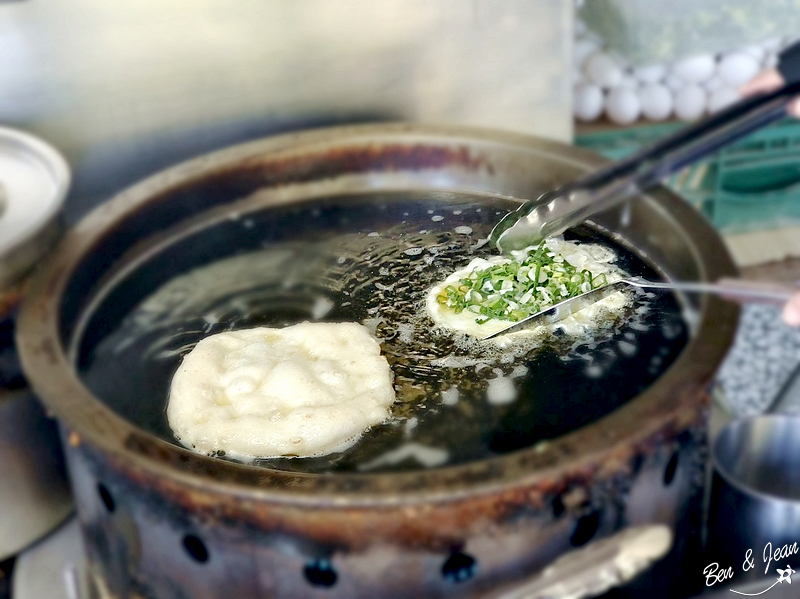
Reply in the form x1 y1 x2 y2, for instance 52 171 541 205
489 80 800 253
481 276 797 340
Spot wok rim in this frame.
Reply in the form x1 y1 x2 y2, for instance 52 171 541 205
15 122 739 505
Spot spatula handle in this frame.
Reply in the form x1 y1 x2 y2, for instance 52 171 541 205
629 277 797 304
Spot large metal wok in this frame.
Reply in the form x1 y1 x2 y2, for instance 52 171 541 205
16 123 738 598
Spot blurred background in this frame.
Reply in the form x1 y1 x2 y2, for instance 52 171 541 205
4 0 800 241
0 0 571 222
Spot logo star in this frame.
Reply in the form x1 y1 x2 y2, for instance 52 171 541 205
732 565 797 595
777 566 795 584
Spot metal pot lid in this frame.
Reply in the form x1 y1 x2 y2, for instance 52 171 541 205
0 126 70 290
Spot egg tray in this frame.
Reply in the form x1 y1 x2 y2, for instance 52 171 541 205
576 118 800 234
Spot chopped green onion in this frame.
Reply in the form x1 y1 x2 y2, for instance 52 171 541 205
436 241 609 324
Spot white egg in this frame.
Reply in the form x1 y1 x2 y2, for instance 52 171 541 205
575 18 588 37
674 85 707 121
664 73 685 92
573 83 604 121
639 83 673 121
671 54 716 83
616 53 632 71
585 52 624 88
708 86 741 113
574 38 602 69
605 87 641 124
703 75 724 92
741 45 766 62
717 52 760 87
633 63 667 84
617 72 639 89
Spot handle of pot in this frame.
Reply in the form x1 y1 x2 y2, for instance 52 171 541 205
485 524 673 599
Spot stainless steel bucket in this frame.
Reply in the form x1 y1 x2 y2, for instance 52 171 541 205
706 414 800 588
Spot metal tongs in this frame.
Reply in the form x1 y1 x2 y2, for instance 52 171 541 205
482 276 797 340
489 80 800 252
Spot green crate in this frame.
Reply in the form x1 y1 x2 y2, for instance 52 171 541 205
575 119 800 234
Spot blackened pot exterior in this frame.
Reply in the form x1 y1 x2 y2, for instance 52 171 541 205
16 123 739 598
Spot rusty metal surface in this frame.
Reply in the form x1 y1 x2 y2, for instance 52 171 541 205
68 414 708 598
0 278 25 320
14 123 739 597
88 400 707 551
0 271 71 561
